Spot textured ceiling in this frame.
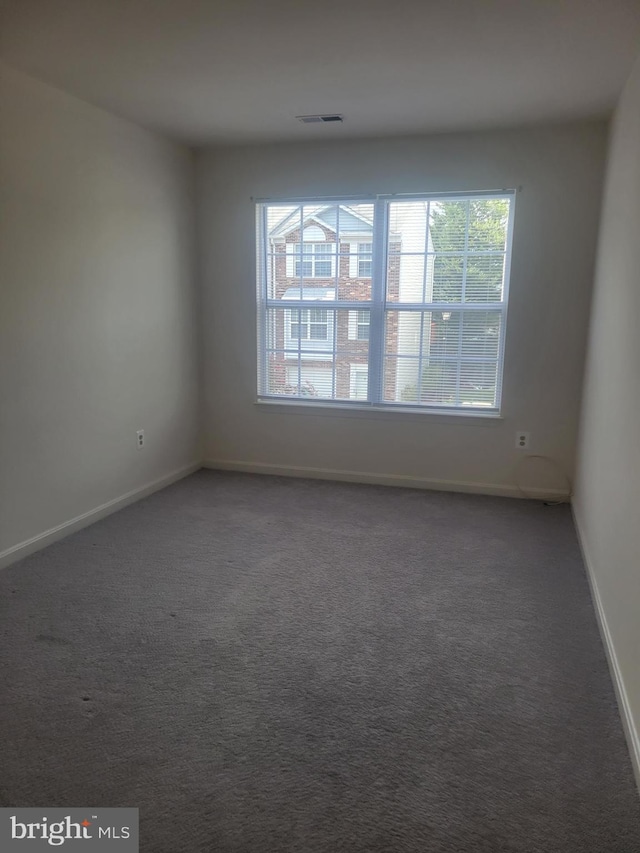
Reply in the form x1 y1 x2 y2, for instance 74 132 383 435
1 0 639 144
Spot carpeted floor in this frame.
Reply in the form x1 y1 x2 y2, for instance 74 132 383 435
1 470 639 852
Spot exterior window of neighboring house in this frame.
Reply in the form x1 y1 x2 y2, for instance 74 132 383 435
282 287 334 358
258 195 515 412
348 309 370 341
348 242 373 278
288 242 336 278
358 243 372 277
291 308 328 341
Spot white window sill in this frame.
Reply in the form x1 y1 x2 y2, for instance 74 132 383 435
255 399 503 425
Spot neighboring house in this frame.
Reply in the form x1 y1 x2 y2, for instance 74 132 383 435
267 203 424 401
267 204 378 400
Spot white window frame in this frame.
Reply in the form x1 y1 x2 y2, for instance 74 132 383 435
258 192 516 415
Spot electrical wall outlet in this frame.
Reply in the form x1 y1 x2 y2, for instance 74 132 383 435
136 429 144 450
515 431 530 450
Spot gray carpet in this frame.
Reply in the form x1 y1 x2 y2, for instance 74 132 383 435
1 470 639 852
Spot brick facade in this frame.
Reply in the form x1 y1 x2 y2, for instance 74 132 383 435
268 217 402 401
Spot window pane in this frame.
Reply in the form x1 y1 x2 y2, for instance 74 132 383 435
286 365 333 398
386 254 426 303
461 311 501 360
388 202 429 254
266 307 333 354
382 309 502 408
429 311 461 358
467 198 510 252
420 361 458 405
357 242 373 278
356 308 370 341
295 259 313 278
384 357 458 406
340 228 374 300
383 357 420 403
465 255 505 302
431 255 463 302
262 309 369 401
345 205 375 228
341 206 375 295
429 201 468 254
386 197 510 305
459 362 498 408
350 365 369 400
385 310 428 357
272 285 336 304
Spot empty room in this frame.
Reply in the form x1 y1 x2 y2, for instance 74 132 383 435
1 1 640 850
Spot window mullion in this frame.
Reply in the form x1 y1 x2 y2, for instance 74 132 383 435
368 198 387 405
258 204 268 396
455 201 471 407
297 208 303 384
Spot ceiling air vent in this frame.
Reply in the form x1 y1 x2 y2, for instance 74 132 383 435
296 114 344 124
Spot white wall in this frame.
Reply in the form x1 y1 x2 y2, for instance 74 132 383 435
0 65 201 560
574 53 640 780
197 123 606 496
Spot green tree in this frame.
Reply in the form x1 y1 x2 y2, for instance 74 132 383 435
402 198 509 406
429 199 509 303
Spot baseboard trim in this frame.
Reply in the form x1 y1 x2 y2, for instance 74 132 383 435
203 459 568 500
572 505 640 793
0 462 202 571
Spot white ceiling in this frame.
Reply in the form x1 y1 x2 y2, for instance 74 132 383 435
1 0 639 145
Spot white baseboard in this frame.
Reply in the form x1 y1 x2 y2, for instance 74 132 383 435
572 505 640 792
203 459 568 500
0 462 202 571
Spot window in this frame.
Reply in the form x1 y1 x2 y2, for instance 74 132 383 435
348 309 370 341
287 242 336 278
291 308 328 340
282 287 335 358
348 242 373 278
357 242 373 277
350 364 369 400
258 194 514 412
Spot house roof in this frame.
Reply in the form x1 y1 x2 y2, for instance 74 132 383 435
270 205 373 239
